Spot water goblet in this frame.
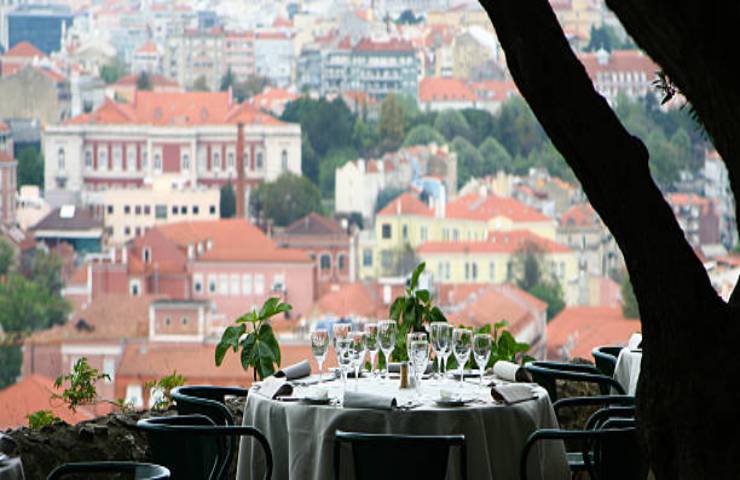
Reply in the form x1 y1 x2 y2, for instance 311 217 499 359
473 333 492 394
407 331 427 383
350 331 366 390
378 320 397 379
310 328 329 382
364 323 379 377
409 338 430 398
430 322 453 379
452 328 472 389
335 336 353 396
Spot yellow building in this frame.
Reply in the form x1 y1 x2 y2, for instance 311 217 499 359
417 230 578 287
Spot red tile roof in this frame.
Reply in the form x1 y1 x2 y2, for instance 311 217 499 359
446 193 552 222
272 16 293 28
546 306 640 360
354 38 415 53
0 374 95 429
64 92 284 127
418 230 571 255
313 283 384 318
419 77 477 103
134 40 159 55
377 192 433 217
155 219 311 263
560 203 599 227
281 212 346 236
579 50 658 78
3 41 45 58
470 80 519 103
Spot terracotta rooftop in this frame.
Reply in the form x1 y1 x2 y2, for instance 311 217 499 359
446 193 552 223
377 192 433 217
134 40 159 55
0 374 95 429
313 283 385 319
560 203 600 228
546 306 640 360
2 41 45 58
354 38 415 53
280 212 346 237
579 50 659 78
419 77 478 103
250 87 299 109
154 219 311 263
114 74 178 88
470 80 519 103
417 230 571 255
33 206 102 232
64 92 285 127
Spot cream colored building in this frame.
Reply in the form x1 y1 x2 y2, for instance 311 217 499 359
85 178 220 245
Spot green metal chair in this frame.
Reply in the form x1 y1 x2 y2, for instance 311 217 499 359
525 361 626 402
171 386 248 426
47 462 170 479
591 346 623 377
137 414 272 480
334 430 467 480
520 408 647 480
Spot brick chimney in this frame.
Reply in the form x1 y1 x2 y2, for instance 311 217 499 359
236 122 245 218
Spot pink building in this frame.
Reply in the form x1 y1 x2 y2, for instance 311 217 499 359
86 219 315 325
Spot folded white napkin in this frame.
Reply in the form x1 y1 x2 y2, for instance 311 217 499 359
274 360 312 380
343 391 397 410
493 361 532 382
257 376 294 399
491 384 537 405
628 333 642 350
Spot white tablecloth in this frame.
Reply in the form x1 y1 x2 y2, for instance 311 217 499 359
237 376 569 480
0 457 24 480
614 349 642 395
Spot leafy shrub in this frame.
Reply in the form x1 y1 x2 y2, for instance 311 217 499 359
53 357 109 412
144 371 186 410
27 410 60 429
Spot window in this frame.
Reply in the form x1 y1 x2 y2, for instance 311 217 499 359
230 274 240 295
135 205 141 215
272 273 285 292
180 206 187 215
256 152 264 169
124 205 131 215
227 151 235 169
125 384 144 408
99 148 108 169
420 226 428 242
452 229 459 241
242 274 253 295
402 224 408 241
129 279 141 296
254 274 265 294
172 206 178 215
154 153 162 171
193 274 203 293
471 262 478 280
127 147 136 171
208 275 217 293
219 274 229 294
338 254 346 271
107 205 114 215
155 205 167 219
362 249 373 267
124 226 131 236
213 151 221 169
57 148 65 170
143 248 151 264
442 228 450 241
181 316 189 326
198 148 207 171
209 205 216 215
84 149 93 168
192 205 199 215
144 205 151 215
182 152 191 170
112 146 122 170
142 150 148 170
320 254 331 271
381 224 392 239
281 149 288 170
506 261 513 281
489 262 495 281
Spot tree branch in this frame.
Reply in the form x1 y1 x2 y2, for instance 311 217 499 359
482 0 721 338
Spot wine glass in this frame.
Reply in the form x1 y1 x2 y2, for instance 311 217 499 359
407 331 427 383
332 322 350 366
364 323 379 377
310 328 329 381
378 320 397 379
350 331 366 390
473 333 492 393
335 336 353 394
452 328 472 389
430 322 453 379
409 338 429 398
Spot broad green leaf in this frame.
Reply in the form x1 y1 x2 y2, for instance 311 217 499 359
254 341 277 379
429 306 447 323
259 297 280 319
240 344 251 371
215 342 230 366
389 297 405 321
410 262 426 289
415 289 430 303
259 323 281 366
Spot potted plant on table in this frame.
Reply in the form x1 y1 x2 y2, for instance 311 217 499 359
215 297 292 381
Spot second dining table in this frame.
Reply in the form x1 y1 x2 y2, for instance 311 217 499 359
236 373 569 480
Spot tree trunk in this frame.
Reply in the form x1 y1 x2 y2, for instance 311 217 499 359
480 1 740 477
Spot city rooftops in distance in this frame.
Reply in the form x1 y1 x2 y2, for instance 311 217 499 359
63 91 287 127
33 205 102 234
417 230 572 254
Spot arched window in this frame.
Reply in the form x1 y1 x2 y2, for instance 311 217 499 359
57 148 65 170
256 152 264 169
281 150 288 171
320 254 331 271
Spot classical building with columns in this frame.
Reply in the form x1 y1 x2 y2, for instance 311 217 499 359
42 90 301 207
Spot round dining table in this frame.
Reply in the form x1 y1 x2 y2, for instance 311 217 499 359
614 348 642 395
236 375 569 480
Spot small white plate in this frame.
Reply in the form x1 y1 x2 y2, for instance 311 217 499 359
434 398 473 408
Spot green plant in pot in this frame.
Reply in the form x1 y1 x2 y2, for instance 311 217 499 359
388 262 448 362
215 297 291 381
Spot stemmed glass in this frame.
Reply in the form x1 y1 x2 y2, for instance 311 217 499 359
335 336 353 394
364 323 379 377
409 337 430 398
430 322 453 379
378 320 397 379
473 333 492 394
452 328 472 389
407 332 427 383
350 331 366 390
310 328 329 381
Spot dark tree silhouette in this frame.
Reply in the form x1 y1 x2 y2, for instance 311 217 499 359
483 0 740 477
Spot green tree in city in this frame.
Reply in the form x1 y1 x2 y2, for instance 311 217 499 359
301 133 320 186
585 24 622 52
0 346 22 389
0 238 14 276
402 124 446 147
99 56 126 84
462 109 495 146
220 183 236 219
30 250 64 296
136 71 153 90
318 147 358 198
621 275 640 319
281 97 354 156
379 94 405 151
251 173 322 226
0 274 69 332
434 109 472 141
219 67 236 92
191 75 210 92
451 136 484 187
352 117 379 157
17 147 44 189
479 137 513 174
511 241 565 320
493 96 547 156
233 75 272 101
375 187 406 213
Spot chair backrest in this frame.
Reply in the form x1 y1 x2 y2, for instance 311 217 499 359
334 430 466 480
138 415 222 480
587 418 648 480
525 364 559 401
172 386 248 426
592 346 622 378
47 462 170 480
